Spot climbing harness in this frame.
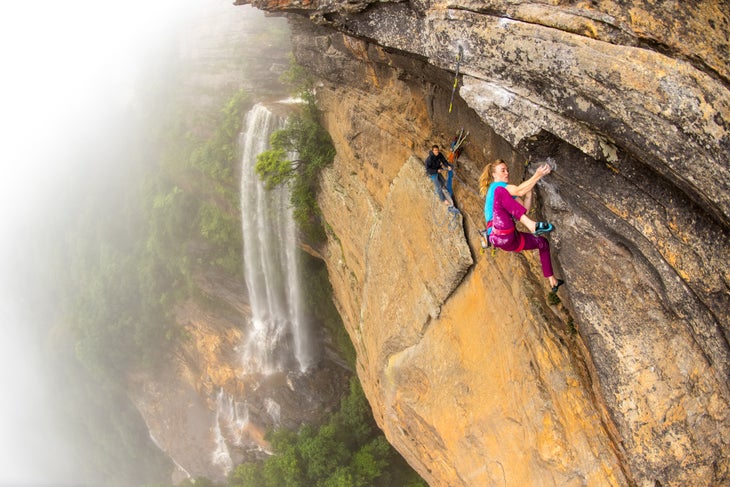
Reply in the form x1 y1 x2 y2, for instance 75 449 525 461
490 226 516 236
448 45 464 114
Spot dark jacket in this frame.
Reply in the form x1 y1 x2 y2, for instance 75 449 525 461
424 151 451 175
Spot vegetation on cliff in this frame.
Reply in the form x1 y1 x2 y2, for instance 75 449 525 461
52 41 422 487
65 88 250 381
158 379 425 487
301 252 357 367
52 78 253 484
255 60 335 242
210 60 423 487
229 378 425 487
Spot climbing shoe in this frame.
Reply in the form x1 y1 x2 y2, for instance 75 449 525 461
551 279 565 293
447 205 461 214
534 222 554 235
479 229 490 249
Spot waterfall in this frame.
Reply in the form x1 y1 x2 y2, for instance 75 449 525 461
239 103 314 374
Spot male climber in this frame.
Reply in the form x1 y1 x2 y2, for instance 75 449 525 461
424 145 454 207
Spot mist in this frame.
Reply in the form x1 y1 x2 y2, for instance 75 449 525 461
0 1 239 484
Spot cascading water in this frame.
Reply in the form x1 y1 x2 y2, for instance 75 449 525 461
210 102 326 475
239 102 314 375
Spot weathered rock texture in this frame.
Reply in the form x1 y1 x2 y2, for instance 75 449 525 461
237 1 730 486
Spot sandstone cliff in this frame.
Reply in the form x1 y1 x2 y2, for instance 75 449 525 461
237 1 729 486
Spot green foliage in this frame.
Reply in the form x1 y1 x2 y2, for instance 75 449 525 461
322 467 355 487
198 202 243 274
255 61 335 242
190 89 249 210
332 380 376 448
566 316 577 335
279 53 314 97
64 223 175 379
228 463 265 486
62 88 250 383
255 147 296 189
225 378 426 487
351 436 392 484
45 11 294 484
299 423 349 480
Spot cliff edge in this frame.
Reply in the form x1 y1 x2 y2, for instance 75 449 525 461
237 1 729 485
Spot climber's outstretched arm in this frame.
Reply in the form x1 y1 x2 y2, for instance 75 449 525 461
507 163 552 198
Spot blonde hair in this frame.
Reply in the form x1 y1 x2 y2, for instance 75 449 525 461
478 159 507 197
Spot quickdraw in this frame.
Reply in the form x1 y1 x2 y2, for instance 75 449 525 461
448 45 464 114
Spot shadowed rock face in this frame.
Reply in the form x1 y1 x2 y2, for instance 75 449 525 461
236 2 729 486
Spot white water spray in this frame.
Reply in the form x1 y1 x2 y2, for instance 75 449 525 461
215 388 249 447
239 103 314 374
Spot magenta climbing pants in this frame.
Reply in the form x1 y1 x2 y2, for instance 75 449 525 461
488 186 554 278
490 231 554 278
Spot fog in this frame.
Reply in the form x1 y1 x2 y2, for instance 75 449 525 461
0 1 231 484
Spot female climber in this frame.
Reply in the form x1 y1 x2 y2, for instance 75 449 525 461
479 159 564 293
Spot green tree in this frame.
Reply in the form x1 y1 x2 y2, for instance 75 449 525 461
333 378 378 449
223 378 426 487
254 62 335 241
299 423 350 482
229 463 265 487
279 54 314 96
255 95 335 188
255 147 299 189
262 428 305 487
322 467 355 487
351 436 391 484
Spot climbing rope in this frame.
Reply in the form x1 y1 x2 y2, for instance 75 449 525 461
446 205 462 231
432 196 461 232
451 171 482 199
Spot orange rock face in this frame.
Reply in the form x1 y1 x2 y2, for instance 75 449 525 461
274 5 730 484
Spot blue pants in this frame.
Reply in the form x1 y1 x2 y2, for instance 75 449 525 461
430 171 453 202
